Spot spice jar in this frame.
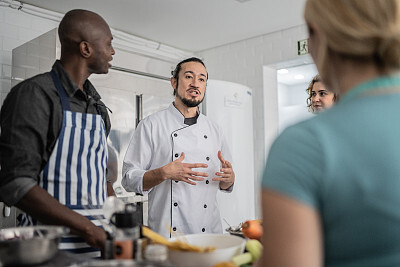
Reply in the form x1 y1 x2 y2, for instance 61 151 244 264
111 204 140 259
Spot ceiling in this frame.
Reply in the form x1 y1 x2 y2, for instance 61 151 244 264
277 63 317 86
19 0 307 52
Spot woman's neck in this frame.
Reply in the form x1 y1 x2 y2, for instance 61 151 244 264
327 58 393 97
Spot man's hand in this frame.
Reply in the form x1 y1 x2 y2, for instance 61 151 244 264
82 223 107 253
162 152 208 185
16 185 107 253
212 151 235 190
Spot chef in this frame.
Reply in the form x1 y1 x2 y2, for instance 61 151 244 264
122 57 235 238
0 10 114 257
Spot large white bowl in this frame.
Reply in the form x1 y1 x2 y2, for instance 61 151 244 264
168 234 245 267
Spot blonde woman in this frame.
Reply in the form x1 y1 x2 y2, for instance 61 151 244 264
261 0 400 266
306 74 336 112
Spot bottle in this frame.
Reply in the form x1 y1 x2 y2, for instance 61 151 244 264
112 204 140 259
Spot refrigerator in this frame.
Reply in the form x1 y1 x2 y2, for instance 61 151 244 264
204 80 256 230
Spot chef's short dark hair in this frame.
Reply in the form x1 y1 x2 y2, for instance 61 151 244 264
171 57 208 80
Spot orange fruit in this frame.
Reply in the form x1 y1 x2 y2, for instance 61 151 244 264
241 220 263 240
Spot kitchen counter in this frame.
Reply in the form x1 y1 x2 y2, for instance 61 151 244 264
29 251 174 267
28 251 87 267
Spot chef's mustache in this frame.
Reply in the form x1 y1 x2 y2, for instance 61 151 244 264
187 87 201 94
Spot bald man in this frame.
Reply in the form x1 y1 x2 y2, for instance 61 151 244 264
0 9 115 257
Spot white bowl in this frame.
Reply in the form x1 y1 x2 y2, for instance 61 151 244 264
168 234 245 267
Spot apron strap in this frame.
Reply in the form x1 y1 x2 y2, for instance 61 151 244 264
50 69 71 111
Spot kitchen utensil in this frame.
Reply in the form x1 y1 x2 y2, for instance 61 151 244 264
225 225 244 238
223 218 242 232
168 234 246 267
0 225 68 266
224 220 244 238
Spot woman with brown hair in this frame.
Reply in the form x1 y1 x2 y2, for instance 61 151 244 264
306 74 336 113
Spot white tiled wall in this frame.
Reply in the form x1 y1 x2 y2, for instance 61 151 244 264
0 7 58 105
0 7 58 104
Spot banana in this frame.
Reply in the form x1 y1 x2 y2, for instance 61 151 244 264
245 239 263 262
141 226 170 246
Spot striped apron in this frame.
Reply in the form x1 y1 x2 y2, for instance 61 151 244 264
19 69 108 258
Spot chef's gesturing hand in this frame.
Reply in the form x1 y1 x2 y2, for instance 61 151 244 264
212 150 235 190
162 152 208 185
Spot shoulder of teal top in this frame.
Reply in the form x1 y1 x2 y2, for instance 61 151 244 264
340 72 400 104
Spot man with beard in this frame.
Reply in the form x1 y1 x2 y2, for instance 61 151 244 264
122 57 235 238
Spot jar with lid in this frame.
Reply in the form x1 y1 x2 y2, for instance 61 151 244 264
111 204 140 259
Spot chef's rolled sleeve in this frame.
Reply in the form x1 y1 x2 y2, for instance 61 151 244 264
221 183 234 192
122 169 147 194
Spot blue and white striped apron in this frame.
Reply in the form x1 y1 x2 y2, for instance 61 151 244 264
19 69 108 258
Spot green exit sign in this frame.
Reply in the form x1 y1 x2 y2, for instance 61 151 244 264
297 39 309 55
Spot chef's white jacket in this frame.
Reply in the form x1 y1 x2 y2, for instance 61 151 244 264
122 103 233 238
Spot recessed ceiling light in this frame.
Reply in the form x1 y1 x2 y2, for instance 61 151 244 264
277 69 289 74
294 74 305 80
234 0 253 2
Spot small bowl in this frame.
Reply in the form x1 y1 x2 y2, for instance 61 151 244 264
168 234 246 267
0 226 68 266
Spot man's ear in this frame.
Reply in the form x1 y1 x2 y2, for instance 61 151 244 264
170 77 177 90
80 41 91 58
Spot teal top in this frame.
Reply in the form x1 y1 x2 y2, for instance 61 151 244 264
262 74 400 267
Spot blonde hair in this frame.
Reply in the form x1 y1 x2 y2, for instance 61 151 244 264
304 0 400 76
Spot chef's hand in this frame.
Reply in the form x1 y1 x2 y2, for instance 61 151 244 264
212 151 235 190
162 152 208 185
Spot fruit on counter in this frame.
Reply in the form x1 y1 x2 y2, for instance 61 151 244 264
241 219 263 240
230 239 263 266
245 239 263 262
232 252 253 266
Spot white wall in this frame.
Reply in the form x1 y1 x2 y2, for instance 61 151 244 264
0 6 58 106
278 83 313 133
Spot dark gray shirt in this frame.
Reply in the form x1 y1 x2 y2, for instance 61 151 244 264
0 61 111 205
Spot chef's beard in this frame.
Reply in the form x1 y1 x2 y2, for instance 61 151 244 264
176 90 205 108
